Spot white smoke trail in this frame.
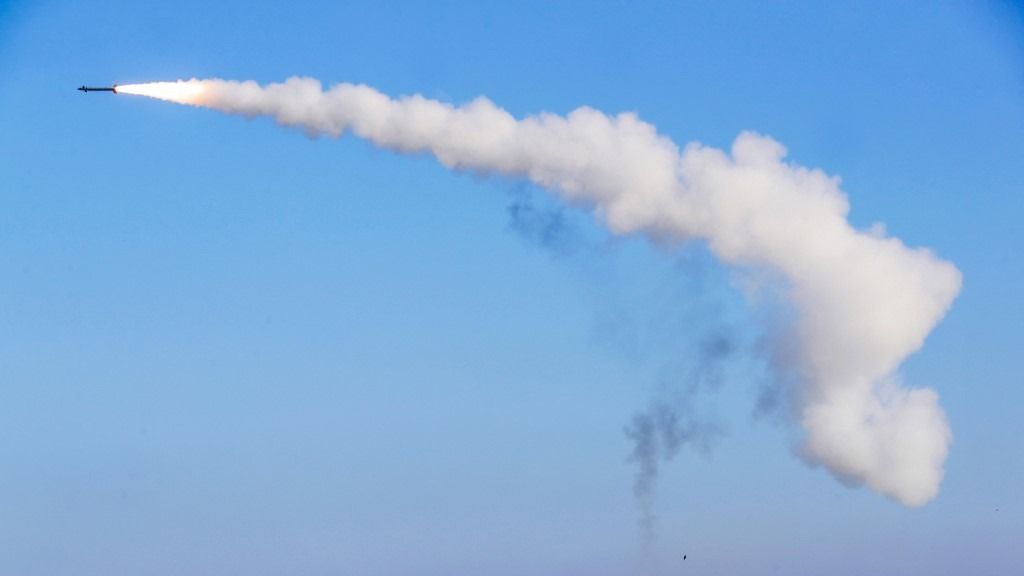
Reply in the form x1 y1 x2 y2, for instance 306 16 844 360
120 77 961 506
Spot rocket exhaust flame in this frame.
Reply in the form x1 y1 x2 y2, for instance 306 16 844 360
120 77 961 507
115 81 208 103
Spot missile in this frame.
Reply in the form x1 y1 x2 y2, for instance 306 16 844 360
78 85 117 93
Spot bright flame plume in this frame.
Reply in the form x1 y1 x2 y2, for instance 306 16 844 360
116 81 208 105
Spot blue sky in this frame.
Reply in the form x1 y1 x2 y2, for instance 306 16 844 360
1 1 1021 574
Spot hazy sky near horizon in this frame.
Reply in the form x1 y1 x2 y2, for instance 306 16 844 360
1 1 1022 574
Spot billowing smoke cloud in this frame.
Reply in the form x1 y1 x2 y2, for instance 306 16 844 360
119 77 962 506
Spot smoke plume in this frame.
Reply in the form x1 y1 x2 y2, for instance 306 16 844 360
120 77 962 506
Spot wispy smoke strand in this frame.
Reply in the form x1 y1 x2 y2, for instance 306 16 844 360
626 335 733 540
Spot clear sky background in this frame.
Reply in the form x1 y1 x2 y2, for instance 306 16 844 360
1 1 1021 574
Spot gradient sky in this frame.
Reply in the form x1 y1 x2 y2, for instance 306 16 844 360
1 1 1022 574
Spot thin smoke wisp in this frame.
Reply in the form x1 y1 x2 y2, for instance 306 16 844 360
627 334 733 540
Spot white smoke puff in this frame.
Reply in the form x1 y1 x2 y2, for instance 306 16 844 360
122 77 962 505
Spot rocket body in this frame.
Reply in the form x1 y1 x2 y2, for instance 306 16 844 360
77 85 117 93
